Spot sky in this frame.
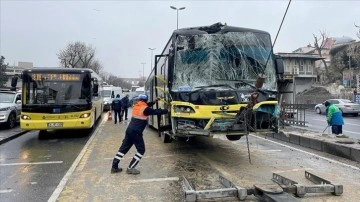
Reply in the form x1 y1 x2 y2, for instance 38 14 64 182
1 0 359 78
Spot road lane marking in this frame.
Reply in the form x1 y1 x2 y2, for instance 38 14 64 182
48 115 107 202
308 119 360 135
312 118 360 126
129 177 179 183
343 130 360 135
104 154 194 160
0 189 13 194
258 150 282 152
0 161 63 166
251 135 360 171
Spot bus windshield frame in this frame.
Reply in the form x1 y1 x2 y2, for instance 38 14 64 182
22 71 92 112
172 32 277 92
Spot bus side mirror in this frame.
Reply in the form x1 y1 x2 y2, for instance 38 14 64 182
93 84 99 96
275 57 284 82
11 77 18 88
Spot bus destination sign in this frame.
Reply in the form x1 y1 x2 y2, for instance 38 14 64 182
31 73 81 81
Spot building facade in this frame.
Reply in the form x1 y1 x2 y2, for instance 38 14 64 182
277 53 323 104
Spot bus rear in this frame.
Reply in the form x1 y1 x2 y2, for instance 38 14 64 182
20 68 102 132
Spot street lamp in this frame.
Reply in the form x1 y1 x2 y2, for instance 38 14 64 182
170 6 186 29
148 48 156 70
141 62 146 80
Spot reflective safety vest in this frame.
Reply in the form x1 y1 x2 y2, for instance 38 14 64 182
132 101 148 120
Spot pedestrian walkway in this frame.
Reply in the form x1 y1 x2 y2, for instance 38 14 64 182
49 115 182 202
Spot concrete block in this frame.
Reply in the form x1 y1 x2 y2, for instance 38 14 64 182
274 132 282 140
280 132 290 142
289 134 300 145
299 136 311 148
350 148 360 163
309 138 323 151
323 142 351 159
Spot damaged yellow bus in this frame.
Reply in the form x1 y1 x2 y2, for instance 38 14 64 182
145 23 284 143
19 68 103 138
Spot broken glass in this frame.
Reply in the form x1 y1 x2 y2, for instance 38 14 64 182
172 32 277 92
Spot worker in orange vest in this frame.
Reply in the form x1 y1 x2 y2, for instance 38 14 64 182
111 94 168 174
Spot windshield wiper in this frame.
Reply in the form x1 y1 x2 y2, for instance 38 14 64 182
192 84 236 93
215 79 276 95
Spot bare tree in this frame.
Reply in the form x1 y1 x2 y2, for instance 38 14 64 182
91 60 103 74
57 41 102 73
0 56 9 87
313 30 330 76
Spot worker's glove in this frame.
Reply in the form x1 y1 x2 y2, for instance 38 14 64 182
163 109 169 114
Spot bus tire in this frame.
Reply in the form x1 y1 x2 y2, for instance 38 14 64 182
38 130 48 140
226 135 242 141
161 132 172 143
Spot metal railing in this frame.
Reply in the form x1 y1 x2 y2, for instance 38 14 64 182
280 104 308 127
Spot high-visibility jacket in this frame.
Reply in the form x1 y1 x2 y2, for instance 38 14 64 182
127 100 169 134
132 101 148 120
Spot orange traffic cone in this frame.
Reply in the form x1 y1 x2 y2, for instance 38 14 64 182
108 111 112 121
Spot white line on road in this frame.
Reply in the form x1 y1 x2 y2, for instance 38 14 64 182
311 118 360 127
250 135 360 171
103 154 189 160
129 177 179 183
0 189 13 194
0 161 63 166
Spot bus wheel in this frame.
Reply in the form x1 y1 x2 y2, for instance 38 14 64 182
38 130 48 140
226 135 242 141
161 132 172 143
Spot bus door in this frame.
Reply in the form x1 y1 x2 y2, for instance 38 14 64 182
153 54 171 132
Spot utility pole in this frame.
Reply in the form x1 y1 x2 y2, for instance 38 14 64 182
148 48 156 70
170 6 186 29
141 62 146 81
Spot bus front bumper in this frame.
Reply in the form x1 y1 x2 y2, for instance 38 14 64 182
21 117 93 130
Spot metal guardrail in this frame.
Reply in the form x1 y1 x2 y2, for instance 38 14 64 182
280 104 308 127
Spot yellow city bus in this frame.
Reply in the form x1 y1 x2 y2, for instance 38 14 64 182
19 68 103 138
145 23 285 143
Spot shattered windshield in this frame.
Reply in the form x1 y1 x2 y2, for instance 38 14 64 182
172 32 277 92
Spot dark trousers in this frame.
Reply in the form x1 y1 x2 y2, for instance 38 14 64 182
331 125 343 135
112 129 145 169
122 107 129 120
114 110 122 123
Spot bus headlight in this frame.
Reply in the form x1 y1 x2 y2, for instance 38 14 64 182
173 105 195 113
21 115 31 120
80 113 91 118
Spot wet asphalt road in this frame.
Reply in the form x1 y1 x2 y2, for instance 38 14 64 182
0 128 93 202
305 110 360 139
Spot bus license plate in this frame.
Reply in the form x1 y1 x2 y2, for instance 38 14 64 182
47 122 63 127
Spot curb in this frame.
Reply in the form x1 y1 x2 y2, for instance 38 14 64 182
264 131 360 163
0 130 29 145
